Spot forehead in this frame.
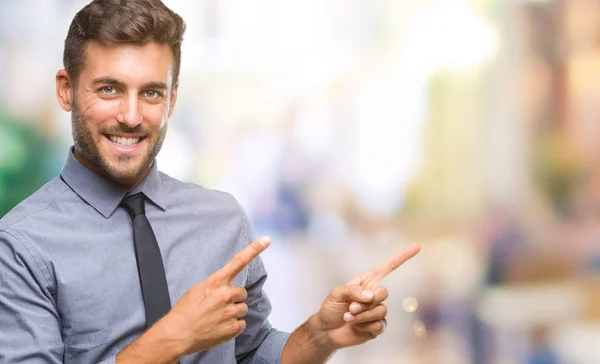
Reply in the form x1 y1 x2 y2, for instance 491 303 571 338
80 40 174 87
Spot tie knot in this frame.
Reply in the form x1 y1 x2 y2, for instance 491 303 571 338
121 193 146 219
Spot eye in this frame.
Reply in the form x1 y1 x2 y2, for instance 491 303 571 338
143 90 162 98
101 86 117 94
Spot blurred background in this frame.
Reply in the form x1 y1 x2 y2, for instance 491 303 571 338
3 0 600 362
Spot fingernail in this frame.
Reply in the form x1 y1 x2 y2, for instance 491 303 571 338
350 302 361 313
260 236 271 246
381 319 387 333
361 290 374 300
344 312 355 322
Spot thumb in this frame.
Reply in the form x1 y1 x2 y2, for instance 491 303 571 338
330 284 375 303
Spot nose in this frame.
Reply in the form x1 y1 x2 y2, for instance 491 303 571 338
117 93 142 127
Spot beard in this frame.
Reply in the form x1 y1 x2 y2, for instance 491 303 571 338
71 97 168 183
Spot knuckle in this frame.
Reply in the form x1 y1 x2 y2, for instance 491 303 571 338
380 304 388 316
238 303 249 317
206 276 223 290
224 304 237 317
233 287 247 302
190 283 209 299
380 287 389 300
217 287 233 303
250 241 261 252
226 319 245 337
329 285 344 300
225 319 240 335
236 319 247 335
229 257 245 273
232 256 245 267
386 257 398 271
225 289 237 303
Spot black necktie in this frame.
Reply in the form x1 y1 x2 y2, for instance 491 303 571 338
121 193 171 328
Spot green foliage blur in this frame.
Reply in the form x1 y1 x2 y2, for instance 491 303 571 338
0 107 55 217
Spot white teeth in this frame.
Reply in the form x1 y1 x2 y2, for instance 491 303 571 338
109 135 140 147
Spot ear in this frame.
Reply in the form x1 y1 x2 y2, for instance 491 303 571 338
56 69 74 112
167 83 179 118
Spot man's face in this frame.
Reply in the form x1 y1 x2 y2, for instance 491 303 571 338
57 40 178 186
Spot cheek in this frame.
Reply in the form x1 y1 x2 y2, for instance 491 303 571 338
141 104 168 129
81 100 120 130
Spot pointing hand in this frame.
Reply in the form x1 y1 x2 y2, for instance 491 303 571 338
313 244 420 348
161 236 271 356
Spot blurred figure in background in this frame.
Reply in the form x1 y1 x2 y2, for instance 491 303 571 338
526 326 559 364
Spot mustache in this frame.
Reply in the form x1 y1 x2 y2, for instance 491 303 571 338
99 124 150 137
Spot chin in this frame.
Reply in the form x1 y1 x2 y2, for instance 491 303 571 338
111 169 144 181
102 159 148 182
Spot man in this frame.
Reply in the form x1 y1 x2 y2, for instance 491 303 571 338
0 0 420 363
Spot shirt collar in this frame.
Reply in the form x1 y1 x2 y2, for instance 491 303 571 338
60 148 167 218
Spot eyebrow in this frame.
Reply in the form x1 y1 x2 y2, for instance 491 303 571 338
92 78 168 90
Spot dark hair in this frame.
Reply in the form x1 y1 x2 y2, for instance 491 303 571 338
63 0 186 85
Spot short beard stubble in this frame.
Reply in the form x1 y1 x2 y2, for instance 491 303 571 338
71 97 168 184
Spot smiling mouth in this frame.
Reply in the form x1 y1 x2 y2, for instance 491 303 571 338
107 135 145 147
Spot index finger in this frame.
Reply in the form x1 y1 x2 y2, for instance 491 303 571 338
370 244 420 280
215 236 271 283
347 244 420 287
